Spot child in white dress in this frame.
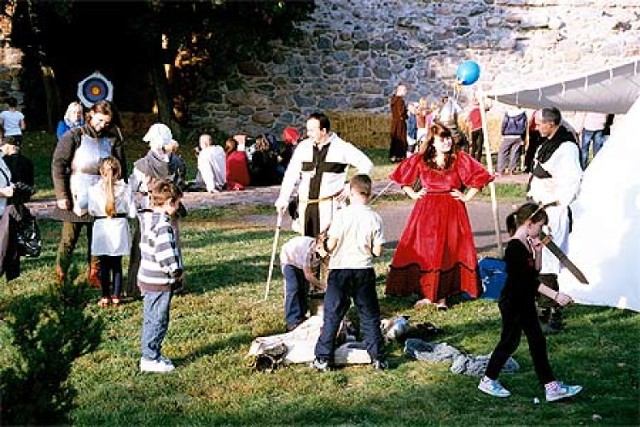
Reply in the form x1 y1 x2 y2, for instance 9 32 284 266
88 156 136 306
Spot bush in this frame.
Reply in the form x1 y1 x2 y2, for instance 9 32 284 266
0 277 103 425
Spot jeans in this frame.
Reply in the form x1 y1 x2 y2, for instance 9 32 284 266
497 136 522 173
581 129 605 169
141 290 172 361
282 264 310 328
315 268 384 362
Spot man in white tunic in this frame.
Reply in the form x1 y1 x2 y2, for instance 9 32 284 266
196 134 226 192
528 107 582 332
275 112 373 237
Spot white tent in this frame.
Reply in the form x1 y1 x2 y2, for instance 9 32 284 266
488 57 640 114
488 57 640 312
557 95 640 312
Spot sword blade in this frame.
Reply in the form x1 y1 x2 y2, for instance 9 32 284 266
540 232 589 284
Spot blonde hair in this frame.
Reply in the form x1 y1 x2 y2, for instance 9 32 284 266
64 101 83 122
99 157 122 217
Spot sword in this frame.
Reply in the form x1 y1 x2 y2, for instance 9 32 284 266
539 231 589 285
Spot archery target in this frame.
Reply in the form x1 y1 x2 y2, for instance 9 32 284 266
77 72 114 107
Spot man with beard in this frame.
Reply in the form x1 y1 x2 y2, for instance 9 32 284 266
528 107 583 333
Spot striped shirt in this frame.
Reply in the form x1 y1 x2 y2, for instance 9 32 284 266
137 211 183 292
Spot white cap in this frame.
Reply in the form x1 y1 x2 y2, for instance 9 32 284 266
142 123 173 150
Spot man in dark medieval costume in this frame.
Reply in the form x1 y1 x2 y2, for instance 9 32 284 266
389 84 408 162
528 107 582 333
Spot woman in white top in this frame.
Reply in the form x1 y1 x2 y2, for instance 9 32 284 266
88 156 136 307
0 97 26 145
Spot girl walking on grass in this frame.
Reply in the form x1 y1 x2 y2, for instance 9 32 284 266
88 157 136 307
478 202 582 402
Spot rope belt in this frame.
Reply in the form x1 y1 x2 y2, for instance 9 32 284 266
299 189 343 205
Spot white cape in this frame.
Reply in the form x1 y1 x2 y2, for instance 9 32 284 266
559 96 640 312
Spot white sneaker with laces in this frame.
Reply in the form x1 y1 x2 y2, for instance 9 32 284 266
140 357 175 373
478 377 511 398
545 381 582 402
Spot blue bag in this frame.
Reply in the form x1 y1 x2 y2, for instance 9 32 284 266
478 257 507 300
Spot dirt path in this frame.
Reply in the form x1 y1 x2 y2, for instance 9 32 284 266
28 175 526 257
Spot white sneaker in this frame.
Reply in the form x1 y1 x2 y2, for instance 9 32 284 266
478 377 511 398
140 357 175 373
545 381 582 402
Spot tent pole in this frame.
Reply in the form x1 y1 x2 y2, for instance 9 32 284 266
478 85 503 256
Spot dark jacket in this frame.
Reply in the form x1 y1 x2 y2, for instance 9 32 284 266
501 112 527 137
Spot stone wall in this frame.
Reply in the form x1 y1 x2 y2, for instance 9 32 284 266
188 0 640 145
2 0 639 146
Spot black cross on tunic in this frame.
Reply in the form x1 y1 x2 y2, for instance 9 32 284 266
300 143 347 237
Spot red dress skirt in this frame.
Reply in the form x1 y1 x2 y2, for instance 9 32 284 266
385 152 493 302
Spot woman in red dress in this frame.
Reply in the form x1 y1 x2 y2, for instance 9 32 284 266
385 122 493 309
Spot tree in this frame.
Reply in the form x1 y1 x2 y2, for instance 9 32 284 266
2 0 315 133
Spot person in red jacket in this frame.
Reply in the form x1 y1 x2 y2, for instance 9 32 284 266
224 137 250 190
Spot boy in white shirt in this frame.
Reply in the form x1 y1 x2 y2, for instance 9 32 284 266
312 174 387 371
280 234 327 331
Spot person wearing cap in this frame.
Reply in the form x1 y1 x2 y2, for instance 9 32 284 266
126 123 185 298
51 100 125 286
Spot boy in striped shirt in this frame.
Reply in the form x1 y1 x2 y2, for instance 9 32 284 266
138 179 183 373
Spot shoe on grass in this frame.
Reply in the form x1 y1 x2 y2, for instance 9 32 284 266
545 381 582 402
310 358 330 372
371 359 388 371
478 377 511 398
140 357 175 373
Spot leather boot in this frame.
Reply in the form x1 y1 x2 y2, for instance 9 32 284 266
88 263 101 289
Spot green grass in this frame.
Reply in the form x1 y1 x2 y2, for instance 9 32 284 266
1 207 639 425
3 132 637 425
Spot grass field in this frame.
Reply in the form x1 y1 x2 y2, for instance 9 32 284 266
1 132 638 425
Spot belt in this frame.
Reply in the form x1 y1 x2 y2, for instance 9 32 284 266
94 213 129 219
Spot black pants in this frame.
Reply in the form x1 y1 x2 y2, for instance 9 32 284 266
315 268 385 362
485 300 555 385
99 255 123 298
470 129 484 162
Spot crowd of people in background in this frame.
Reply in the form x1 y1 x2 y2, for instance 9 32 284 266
389 87 613 176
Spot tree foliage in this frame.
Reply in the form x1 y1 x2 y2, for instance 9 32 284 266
2 0 315 129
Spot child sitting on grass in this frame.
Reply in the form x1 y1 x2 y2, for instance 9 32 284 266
138 179 184 373
311 174 387 371
478 202 582 402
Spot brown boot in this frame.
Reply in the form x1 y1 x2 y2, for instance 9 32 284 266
88 264 101 289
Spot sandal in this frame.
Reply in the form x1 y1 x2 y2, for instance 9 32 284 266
97 297 110 307
414 298 432 309
111 296 121 306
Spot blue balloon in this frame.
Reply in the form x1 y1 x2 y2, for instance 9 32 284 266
456 60 481 86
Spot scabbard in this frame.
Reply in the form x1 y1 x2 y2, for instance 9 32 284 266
539 231 589 285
